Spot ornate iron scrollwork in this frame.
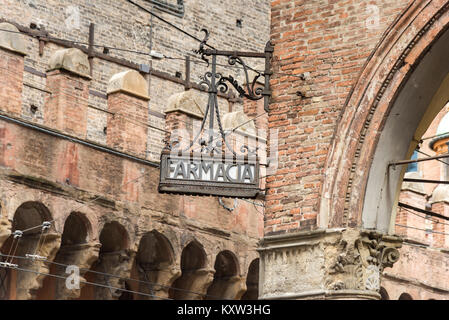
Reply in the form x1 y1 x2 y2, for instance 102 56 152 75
168 29 273 157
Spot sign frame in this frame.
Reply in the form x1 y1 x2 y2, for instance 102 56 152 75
158 151 260 198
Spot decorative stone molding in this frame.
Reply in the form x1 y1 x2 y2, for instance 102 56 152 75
165 90 205 118
258 228 402 300
0 22 26 55
401 172 425 195
48 48 90 79
107 70 149 100
327 230 401 292
320 1 449 231
222 111 256 136
93 249 135 300
430 184 449 204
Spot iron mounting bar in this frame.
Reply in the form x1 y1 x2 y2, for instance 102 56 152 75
201 49 266 58
397 202 449 221
403 178 449 185
389 153 449 167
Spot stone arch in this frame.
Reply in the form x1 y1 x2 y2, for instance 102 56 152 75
135 230 178 300
168 240 213 300
206 250 245 300
1 201 60 300
36 211 99 300
398 292 413 300
12 201 53 232
242 258 259 300
320 0 449 233
60 212 90 246
98 221 129 254
79 221 132 300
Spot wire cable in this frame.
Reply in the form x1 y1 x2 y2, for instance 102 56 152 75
125 0 216 50
416 149 449 167
399 206 449 227
0 253 231 300
395 223 449 236
0 25 309 82
0 261 171 300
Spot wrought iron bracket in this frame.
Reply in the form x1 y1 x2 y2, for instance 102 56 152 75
174 29 273 157
159 31 272 198
197 33 274 113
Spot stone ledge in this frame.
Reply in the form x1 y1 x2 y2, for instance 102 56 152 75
0 22 27 56
165 90 204 118
107 70 149 100
430 184 449 204
259 289 380 300
258 228 346 250
48 48 91 79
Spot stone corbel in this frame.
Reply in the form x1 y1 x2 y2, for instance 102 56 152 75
138 263 181 300
16 232 61 300
94 249 135 300
54 242 101 300
181 268 215 300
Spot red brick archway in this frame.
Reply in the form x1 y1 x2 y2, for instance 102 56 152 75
320 0 449 232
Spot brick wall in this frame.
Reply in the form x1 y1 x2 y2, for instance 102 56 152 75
1 0 270 161
266 0 411 235
0 1 268 299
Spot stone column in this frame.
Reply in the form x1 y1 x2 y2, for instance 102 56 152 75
0 216 10 249
107 70 149 158
53 242 100 300
258 228 401 300
92 250 135 300
15 232 61 300
180 268 215 300
45 48 91 138
0 22 27 115
138 265 180 300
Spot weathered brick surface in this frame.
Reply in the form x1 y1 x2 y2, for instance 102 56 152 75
107 92 148 157
44 70 89 138
0 49 24 115
396 190 430 246
0 1 269 300
1 0 269 160
382 243 449 299
265 0 449 235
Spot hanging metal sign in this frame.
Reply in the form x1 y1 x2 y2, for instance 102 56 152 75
158 30 273 198
159 152 259 197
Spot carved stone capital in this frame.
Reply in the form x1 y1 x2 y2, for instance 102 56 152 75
326 229 402 292
93 249 136 300
258 228 402 300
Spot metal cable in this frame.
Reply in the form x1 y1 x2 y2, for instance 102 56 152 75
0 253 231 300
126 0 216 50
0 262 171 300
395 223 449 236
399 206 449 227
